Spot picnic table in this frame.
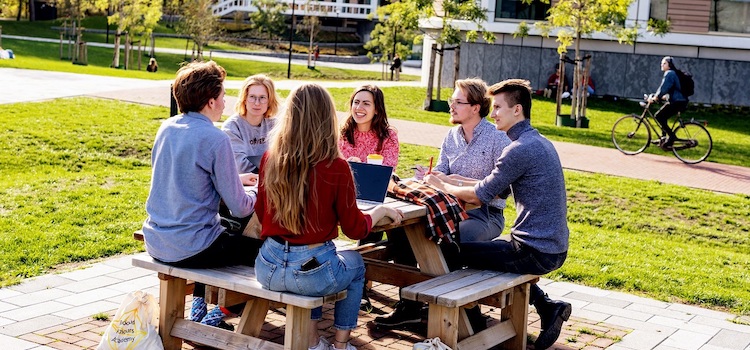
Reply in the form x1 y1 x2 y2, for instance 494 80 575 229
134 189 534 349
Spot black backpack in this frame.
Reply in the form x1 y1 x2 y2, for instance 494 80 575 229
676 69 695 98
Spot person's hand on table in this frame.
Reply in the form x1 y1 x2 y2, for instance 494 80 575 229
239 173 258 186
424 173 447 191
364 205 404 228
347 156 362 163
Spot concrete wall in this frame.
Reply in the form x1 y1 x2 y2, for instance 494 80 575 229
437 42 750 107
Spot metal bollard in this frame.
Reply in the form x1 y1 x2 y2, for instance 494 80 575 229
169 84 178 117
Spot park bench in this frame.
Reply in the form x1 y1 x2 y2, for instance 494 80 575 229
131 255 347 350
401 269 539 350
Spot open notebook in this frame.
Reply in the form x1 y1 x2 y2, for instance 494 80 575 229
348 161 394 210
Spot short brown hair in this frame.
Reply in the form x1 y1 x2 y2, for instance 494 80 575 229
455 78 491 117
488 79 532 119
172 61 226 113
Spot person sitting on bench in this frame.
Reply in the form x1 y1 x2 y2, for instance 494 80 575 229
141 60 262 330
426 79 572 350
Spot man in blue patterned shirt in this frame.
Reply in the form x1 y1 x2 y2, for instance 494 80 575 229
374 78 511 330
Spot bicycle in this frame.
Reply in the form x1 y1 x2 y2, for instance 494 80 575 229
611 95 712 164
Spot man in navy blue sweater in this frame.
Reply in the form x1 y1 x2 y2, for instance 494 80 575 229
426 79 571 349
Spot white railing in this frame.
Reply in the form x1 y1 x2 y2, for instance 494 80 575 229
212 0 379 20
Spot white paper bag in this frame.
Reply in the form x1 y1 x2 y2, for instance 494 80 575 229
412 337 453 350
97 290 164 350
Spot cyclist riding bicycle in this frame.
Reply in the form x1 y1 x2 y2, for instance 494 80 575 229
648 56 688 150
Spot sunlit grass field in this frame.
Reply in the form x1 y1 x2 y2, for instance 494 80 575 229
1 98 749 318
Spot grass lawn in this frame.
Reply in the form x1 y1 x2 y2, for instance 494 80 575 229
1 97 749 317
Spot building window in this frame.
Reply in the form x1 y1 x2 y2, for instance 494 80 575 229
650 0 668 21
495 0 550 20
710 0 750 34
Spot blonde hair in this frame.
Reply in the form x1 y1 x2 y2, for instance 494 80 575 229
263 83 341 234
235 74 280 119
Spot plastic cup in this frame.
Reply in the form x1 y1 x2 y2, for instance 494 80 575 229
366 154 384 165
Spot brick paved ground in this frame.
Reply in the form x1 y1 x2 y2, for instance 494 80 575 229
19 281 629 350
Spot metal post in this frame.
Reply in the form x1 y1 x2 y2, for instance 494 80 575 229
170 84 178 117
334 10 339 56
390 25 397 81
287 0 296 79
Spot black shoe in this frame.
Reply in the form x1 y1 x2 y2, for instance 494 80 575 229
360 285 374 312
465 306 488 332
217 320 235 331
651 136 666 145
373 300 423 328
534 299 572 349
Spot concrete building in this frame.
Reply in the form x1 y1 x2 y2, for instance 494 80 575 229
420 0 750 106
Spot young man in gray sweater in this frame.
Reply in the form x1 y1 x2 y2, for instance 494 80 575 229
425 79 571 349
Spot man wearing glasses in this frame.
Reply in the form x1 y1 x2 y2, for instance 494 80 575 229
374 78 511 331
426 79 572 349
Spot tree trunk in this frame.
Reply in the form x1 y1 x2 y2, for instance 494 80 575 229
150 32 156 58
571 28 582 123
307 20 314 68
436 44 443 101
124 32 130 70
28 0 35 21
16 0 23 20
424 43 437 110
112 31 121 68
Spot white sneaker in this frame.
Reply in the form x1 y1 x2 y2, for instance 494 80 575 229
329 342 357 350
309 337 330 350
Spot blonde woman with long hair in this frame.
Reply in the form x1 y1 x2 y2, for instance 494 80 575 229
254 83 402 350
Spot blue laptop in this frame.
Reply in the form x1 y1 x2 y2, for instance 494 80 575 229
348 161 394 210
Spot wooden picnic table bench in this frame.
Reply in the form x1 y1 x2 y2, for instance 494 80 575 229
402 269 539 350
132 255 346 350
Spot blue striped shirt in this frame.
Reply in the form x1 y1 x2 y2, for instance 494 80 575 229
435 119 511 209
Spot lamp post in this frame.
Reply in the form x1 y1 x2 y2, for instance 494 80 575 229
287 0 296 79
334 9 340 56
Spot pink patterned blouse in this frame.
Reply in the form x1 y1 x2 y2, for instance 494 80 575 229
338 128 399 167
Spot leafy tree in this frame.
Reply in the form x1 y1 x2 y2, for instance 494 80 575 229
416 0 496 106
177 0 221 61
364 0 421 79
108 0 162 68
298 0 326 67
56 0 108 63
516 0 669 126
248 0 288 42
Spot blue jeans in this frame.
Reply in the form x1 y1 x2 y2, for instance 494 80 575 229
254 238 365 330
459 205 505 243
460 238 567 304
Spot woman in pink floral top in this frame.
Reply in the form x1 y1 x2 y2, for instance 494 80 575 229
338 85 399 167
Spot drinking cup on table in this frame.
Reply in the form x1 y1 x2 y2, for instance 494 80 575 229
366 154 384 165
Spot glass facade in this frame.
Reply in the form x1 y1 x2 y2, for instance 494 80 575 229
710 0 750 34
494 0 550 20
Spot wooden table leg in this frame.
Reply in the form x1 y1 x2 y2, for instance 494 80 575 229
427 304 460 349
158 273 186 350
499 283 530 350
237 297 270 337
402 223 449 276
285 305 312 350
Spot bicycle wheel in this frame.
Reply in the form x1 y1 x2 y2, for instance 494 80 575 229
672 122 712 164
612 114 651 155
